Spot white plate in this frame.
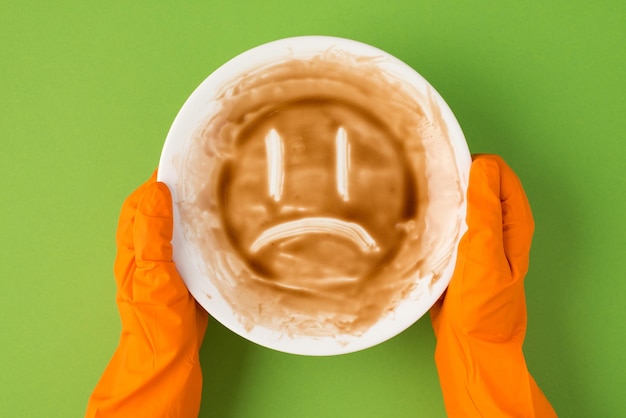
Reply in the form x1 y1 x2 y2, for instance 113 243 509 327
158 36 470 355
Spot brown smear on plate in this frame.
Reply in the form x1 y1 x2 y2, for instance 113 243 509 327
176 51 463 339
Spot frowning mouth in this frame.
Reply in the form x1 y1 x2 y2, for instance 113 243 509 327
249 217 381 254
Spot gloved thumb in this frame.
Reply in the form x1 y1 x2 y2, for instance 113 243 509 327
469 154 534 281
134 181 174 263
132 181 189 305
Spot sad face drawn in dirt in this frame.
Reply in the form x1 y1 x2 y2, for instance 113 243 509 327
218 100 417 289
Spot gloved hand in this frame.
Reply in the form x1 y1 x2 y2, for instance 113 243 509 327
430 154 557 417
86 172 209 418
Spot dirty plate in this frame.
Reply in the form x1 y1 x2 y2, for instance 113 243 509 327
158 36 470 355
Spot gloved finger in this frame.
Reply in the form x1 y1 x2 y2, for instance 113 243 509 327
114 171 157 298
132 181 190 305
495 156 534 279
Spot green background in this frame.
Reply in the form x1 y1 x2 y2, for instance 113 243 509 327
2 1 625 416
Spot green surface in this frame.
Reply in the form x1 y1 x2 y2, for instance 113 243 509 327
2 1 625 416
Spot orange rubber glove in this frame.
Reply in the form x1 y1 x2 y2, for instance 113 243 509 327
85 172 208 418
430 154 557 417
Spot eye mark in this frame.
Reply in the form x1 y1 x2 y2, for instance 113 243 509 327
265 129 285 202
335 127 350 201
